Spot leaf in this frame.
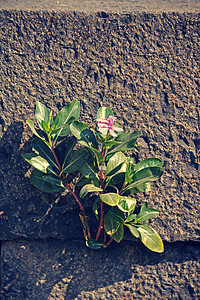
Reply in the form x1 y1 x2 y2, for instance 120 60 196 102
135 202 159 223
86 146 103 166
122 167 164 194
62 148 89 174
31 138 59 170
75 177 92 187
125 214 137 223
97 107 114 119
35 101 52 130
22 153 53 174
137 224 164 253
125 224 140 238
93 198 101 220
53 100 80 145
105 152 127 176
134 158 163 173
70 121 98 149
80 156 99 180
100 193 120 206
86 239 103 249
128 182 152 194
104 207 125 235
30 169 65 193
107 131 142 155
111 224 124 243
117 196 136 212
26 119 47 142
41 120 49 132
79 184 103 198
62 137 77 169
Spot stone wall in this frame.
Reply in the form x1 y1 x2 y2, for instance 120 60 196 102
0 9 199 299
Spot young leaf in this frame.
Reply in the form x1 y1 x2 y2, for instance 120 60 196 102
53 100 80 145
135 202 159 223
31 138 59 170
62 148 89 174
30 169 65 193
117 196 136 212
137 224 164 253
134 158 163 173
125 224 140 238
22 153 53 174
111 224 124 243
104 207 124 235
79 184 103 198
128 182 152 194
122 167 164 194
97 107 114 119
105 152 127 176
107 131 142 155
35 101 52 130
125 214 137 223
100 193 120 206
41 120 49 132
86 239 103 249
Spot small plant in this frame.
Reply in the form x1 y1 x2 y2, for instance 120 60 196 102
23 100 164 252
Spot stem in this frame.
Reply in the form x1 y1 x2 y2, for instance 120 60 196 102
95 200 104 240
103 238 114 248
50 139 91 239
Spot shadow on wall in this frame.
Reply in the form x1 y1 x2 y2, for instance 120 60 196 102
45 241 199 299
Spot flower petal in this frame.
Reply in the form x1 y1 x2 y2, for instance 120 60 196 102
109 129 118 137
99 128 109 136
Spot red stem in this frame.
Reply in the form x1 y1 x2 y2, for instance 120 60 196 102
50 142 91 239
103 238 114 248
96 167 104 241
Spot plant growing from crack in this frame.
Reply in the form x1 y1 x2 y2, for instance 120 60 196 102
23 100 164 252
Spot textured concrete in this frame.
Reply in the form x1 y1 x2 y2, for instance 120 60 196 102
1 239 200 299
0 11 199 243
0 0 200 13
0 8 200 300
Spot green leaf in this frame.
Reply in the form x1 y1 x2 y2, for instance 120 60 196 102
70 121 98 149
80 156 99 180
75 176 92 187
104 207 125 235
62 137 77 169
86 239 103 249
125 224 140 238
125 214 137 223
136 202 159 223
97 107 114 119
53 100 80 145
128 182 152 194
100 193 120 206
41 120 49 132
117 196 136 212
86 146 103 166
35 101 52 130
22 153 53 174
62 148 89 174
26 119 47 142
30 169 65 193
31 138 59 170
137 224 164 253
122 167 164 194
105 152 127 176
93 198 101 220
43 174 63 186
111 224 124 243
107 131 142 155
80 184 103 198
134 158 163 173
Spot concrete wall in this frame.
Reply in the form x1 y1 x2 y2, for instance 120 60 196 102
0 7 199 299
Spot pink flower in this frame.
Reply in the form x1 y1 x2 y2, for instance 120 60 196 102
96 115 123 137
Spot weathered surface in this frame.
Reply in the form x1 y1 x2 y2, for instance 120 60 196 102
0 0 200 13
0 11 199 242
1 239 200 299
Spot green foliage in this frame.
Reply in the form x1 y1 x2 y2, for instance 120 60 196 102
23 100 164 253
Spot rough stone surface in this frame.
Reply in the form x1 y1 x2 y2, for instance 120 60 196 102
0 11 199 242
1 239 200 299
0 0 200 13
